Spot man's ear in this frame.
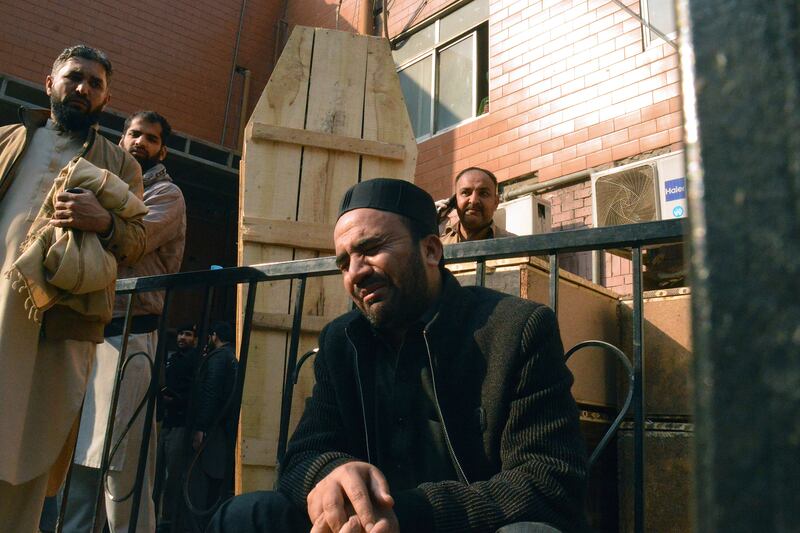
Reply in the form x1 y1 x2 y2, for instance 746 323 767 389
45 75 53 96
421 234 444 267
100 91 111 112
158 145 167 161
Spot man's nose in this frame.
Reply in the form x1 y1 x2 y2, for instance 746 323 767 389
347 256 372 285
75 81 90 96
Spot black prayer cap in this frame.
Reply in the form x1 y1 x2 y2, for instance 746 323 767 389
337 178 438 236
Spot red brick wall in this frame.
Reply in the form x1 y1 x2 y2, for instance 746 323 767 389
0 0 280 148
406 0 684 200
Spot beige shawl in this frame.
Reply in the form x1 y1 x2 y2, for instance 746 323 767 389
5 157 148 323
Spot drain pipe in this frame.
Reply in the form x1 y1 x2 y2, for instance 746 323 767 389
221 0 248 145
503 168 592 200
357 0 374 35
503 168 605 285
237 67 252 148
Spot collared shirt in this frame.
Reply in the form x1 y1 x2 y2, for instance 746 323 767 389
370 301 458 491
440 215 515 244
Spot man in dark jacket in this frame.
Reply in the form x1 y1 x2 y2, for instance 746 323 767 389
209 179 587 533
155 323 199 529
190 321 238 521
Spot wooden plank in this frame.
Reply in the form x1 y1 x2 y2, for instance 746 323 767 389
241 216 334 251
237 26 314 492
361 36 418 181
251 311 333 333
236 27 418 494
288 28 368 440
251 123 406 161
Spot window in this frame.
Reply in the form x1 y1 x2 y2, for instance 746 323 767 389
392 0 489 139
641 0 677 47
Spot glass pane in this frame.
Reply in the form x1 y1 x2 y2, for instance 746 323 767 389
392 24 435 66
440 0 489 43
647 0 676 38
436 34 474 132
399 56 433 138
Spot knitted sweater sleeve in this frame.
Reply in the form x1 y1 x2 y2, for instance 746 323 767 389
407 304 588 533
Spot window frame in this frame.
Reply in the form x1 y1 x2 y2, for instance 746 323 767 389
393 3 488 141
641 0 678 49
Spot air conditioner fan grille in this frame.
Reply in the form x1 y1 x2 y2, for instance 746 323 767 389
595 165 658 226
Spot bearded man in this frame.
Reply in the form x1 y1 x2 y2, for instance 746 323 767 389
440 167 515 243
0 45 145 531
209 179 588 533
62 110 186 532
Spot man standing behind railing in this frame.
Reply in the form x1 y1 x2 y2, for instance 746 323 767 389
0 45 146 532
188 321 238 528
209 179 587 533
439 167 515 244
62 111 186 532
155 322 199 530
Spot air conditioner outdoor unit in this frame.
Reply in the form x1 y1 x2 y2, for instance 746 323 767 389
495 194 552 236
592 151 688 288
591 151 686 228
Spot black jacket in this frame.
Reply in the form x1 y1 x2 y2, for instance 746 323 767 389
161 348 198 428
193 343 237 435
277 271 588 532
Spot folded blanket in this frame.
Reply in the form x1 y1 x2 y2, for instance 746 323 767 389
5 157 147 322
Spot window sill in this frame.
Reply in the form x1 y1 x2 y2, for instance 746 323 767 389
415 112 490 144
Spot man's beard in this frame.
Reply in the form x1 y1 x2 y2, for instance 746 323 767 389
51 96 102 132
356 247 430 331
134 155 160 172
457 203 488 231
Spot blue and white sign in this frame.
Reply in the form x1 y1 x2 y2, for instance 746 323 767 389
664 177 686 202
672 205 684 218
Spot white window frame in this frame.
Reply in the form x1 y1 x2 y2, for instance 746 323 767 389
641 0 678 48
393 7 487 141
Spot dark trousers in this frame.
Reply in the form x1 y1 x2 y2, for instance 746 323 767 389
207 491 563 533
207 491 310 533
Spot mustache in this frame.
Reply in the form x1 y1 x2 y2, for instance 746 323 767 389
463 203 484 213
64 95 91 108
353 273 388 298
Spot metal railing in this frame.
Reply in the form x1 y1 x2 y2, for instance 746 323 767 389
55 218 685 533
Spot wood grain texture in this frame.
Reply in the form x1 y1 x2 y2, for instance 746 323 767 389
236 27 417 492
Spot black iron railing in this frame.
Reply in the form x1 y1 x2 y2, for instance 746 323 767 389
56 218 685 533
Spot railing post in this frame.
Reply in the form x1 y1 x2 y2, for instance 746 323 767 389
128 289 173 531
631 247 645 533
475 259 486 287
276 276 308 463
549 253 559 316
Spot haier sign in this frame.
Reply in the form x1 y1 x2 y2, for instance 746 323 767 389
664 177 686 202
